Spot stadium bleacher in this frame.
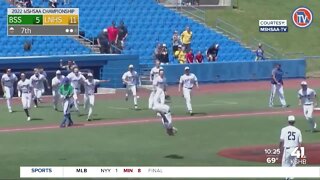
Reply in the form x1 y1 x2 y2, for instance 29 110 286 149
1 0 255 64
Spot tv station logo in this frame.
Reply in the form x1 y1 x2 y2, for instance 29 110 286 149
292 7 313 28
259 20 288 32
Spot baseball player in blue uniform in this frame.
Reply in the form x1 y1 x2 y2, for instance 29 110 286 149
269 64 288 108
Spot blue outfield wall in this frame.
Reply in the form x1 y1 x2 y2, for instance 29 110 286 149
162 59 306 84
0 54 139 88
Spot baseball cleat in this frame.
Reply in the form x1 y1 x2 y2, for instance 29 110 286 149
27 117 31 121
34 105 38 108
172 127 178 134
134 105 138 110
125 96 128 101
9 109 12 113
87 118 92 121
189 111 193 116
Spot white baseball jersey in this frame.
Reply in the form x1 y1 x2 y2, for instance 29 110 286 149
280 125 302 148
51 75 65 92
153 75 166 90
1 73 17 87
30 74 47 90
298 88 316 105
84 79 100 95
150 66 160 82
122 71 139 86
67 72 86 89
17 79 32 93
179 73 198 89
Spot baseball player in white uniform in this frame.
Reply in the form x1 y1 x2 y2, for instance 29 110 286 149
51 70 65 111
153 68 166 105
67 67 86 113
1 69 18 113
298 81 318 132
122 64 140 109
17 73 33 121
83 73 109 121
179 66 199 115
148 60 161 109
279 115 302 180
30 68 50 108
152 102 178 136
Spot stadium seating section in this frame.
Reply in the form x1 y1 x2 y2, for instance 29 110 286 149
1 0 255 64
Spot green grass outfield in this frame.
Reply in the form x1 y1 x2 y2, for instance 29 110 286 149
206 0 320 56
0 88 319 180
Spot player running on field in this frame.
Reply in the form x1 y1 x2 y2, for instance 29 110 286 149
59 77 74 128
179 66 199 115
51 70 65 111
1 68 18 113
17 73 33 121
67 67 86 113
153 68 166 105
148 60 161 109
298 81 318 132
83 73 109 121
30 68 50 108
122 64 141 109
279 115 302 180
269 64 288 108
152 102 178 136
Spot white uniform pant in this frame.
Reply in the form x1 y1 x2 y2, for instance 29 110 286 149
126 85 137 96
154 88 165 105
269 84 287 106
33 88 44 99
21 93 32 109
148 87 156 109
4 86 13 110
52 90 62 107
126 85 138 106
183 87 192 111
152 103 172 129
84 94 95 108
72 88 81 111
63 98 74 115
303 104 317 130
4 86 13 99
282 147 297 167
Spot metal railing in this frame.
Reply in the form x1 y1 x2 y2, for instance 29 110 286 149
160 0 206 23
249 38 283 59
77 34 123 54
215 18 242 41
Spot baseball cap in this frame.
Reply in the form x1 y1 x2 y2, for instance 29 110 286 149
163 43 166 47
56 70 61 74
178 45 182 48
128 64 134 68
62 77 70 84
159 67 164 70
184 66 190 70
288 115 295 122
103 28 108 32
87 73 93 77
301 81 307 85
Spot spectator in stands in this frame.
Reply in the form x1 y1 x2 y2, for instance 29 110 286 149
181 26 192 52
60 59 77 71
97 29 110 54
172 30 181 54
195 51 204 63
49 0 58 8
174 45 186 64
107 21 119 54
207 43 219 62
153 43 162 61
159 44 169 64
255 43 265 61
117 21 128 51
185 49 194 64
23 0 33 7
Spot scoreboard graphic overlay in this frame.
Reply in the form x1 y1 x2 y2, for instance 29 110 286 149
7 8 79 36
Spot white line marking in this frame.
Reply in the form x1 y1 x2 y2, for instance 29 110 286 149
0 110 293 133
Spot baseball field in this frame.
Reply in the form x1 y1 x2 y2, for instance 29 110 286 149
0 78 319 180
